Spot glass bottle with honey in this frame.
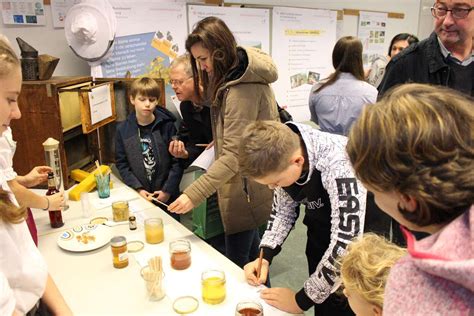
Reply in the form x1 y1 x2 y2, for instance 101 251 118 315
46 171 64 228
111 236 129 268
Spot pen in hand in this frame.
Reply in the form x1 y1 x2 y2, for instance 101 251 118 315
256 248 264 280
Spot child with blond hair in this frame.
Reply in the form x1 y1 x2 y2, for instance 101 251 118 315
339 233 406 316
0 34 71 315
347 83 474 314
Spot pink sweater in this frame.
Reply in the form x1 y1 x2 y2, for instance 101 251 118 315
383 206 474 315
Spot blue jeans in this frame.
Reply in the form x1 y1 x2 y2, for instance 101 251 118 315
225 228 260 268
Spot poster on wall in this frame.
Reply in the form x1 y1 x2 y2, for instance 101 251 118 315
271 7 337 122
358 11 388 68
1 0 46 25
188 5 270 54
96 1 187 80
50 0 81 28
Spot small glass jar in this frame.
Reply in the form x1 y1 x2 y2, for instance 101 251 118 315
129 215 137 230
110 236 129 269
201 269 226 305
112 201 129 222
235 300 264 316
144 218 164 244
170 239 191 270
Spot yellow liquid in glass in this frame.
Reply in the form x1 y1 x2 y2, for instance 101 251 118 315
202 276 226 304
145 224 164 244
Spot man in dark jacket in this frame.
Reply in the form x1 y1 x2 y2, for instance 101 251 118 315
168 54 212 167
378 0 473 97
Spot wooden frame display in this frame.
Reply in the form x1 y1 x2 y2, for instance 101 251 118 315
79 82 116 134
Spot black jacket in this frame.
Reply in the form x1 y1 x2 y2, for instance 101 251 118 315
177 101 212 168
115 107 183 199
378 32 473 97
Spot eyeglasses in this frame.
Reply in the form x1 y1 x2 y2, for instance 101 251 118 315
431 5 473 19
170 77 192 87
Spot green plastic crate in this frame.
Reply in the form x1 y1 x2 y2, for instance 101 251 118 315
190 171 224 240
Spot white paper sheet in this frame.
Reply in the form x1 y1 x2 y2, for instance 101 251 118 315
88 84 113 125
1 0 46 25
88 187 139 210
189 145 215 171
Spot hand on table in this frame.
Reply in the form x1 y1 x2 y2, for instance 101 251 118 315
260 287 304 314
244 257 270 285
21 166 52 187
169 140 189 159
168 194 194 214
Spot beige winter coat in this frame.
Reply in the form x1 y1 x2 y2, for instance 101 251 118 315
184 47 279 234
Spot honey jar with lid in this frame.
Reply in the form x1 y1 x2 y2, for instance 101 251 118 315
111 236 129 269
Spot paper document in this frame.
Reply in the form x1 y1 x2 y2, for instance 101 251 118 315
88 84 112 125
189 146 215 171
88 187 139 210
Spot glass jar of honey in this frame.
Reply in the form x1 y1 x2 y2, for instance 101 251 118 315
235 300 264 316
170 239 191 270
111 236 129 269
112 201 129 222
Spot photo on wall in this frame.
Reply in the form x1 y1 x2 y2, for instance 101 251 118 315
307 71 320 85
290 72 308 89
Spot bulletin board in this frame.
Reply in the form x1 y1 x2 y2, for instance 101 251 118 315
188 5 271 54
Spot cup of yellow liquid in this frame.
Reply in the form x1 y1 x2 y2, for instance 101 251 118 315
201 269 226 304
112 201 129 222
145 218 164 244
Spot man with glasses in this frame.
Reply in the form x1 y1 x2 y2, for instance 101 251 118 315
379 0 473 97
168 54 212 167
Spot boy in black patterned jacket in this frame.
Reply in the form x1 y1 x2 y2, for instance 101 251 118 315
238 120 395 316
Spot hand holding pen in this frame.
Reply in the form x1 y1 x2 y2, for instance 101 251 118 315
243 249 269 286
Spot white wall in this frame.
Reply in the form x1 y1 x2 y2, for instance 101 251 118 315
0 5 90 76
0 0 432 77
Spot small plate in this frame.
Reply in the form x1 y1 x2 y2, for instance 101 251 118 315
127 240 144 253
57 224 112 252
173 296 199 314
90 217 108 225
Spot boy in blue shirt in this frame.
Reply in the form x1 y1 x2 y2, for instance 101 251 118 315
115 77 183 219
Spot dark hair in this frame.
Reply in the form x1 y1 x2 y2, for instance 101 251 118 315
315 36 365 93
388 33 419 57
185 16 238 101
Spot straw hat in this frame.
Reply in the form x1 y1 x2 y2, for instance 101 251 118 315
64 0 116 64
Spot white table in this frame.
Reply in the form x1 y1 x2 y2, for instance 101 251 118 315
34 177 299 316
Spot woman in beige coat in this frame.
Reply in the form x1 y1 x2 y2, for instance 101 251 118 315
168 17 279 267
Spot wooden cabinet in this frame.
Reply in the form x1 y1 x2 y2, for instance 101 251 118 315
11 76 166 189
12 76 94 189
